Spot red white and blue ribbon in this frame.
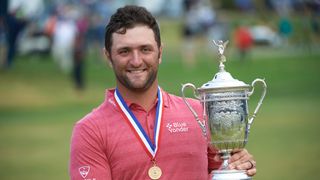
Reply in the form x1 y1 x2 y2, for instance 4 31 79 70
114 87 163 158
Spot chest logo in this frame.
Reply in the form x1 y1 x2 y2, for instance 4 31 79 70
166 122 189 133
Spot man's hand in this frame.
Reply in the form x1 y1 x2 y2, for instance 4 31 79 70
228 149 256 176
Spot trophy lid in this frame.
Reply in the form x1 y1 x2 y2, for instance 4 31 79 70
199 40 250 91
200 68 249 90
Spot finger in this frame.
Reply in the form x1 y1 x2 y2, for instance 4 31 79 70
235 160 256 170
228 150 253 169
249 160 256 169
229 149 250 162
228 158 247 170
229 149 253 163
247 167 257 176
231 148 242 154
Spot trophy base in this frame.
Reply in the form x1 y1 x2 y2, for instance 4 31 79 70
212 169 252 180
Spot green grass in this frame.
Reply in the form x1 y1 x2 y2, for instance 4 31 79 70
1 20 320 180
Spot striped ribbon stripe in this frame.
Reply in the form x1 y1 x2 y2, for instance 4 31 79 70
114 87 163 158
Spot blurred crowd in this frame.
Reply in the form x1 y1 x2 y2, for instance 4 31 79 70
0 0 319 88
182 0 320 64
0 0 185 90
0 0 121 90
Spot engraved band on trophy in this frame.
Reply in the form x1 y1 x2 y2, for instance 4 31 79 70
181 40 267 180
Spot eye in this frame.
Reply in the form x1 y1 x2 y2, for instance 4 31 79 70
141 46 152 53
118 48 129 55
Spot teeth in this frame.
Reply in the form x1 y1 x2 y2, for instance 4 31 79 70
129 70 144 73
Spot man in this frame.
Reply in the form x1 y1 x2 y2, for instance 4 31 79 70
70 5 256 180
2 0 44 69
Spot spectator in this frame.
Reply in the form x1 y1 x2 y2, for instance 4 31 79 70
3 0 44 69
234 24 253 61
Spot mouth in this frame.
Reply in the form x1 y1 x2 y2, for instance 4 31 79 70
127 69 146 74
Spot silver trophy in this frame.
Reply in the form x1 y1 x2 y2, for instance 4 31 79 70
181 40 267 180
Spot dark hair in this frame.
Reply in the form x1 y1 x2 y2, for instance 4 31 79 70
105 5 161 53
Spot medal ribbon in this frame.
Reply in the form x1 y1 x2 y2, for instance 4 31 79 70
114 87 163 158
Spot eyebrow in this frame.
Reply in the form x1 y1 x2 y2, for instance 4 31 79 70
115 43 154 50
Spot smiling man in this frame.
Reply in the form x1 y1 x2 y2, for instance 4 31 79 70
106 25 162 110
69 5 257 180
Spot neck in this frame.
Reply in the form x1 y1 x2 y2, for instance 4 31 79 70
116 82 159 111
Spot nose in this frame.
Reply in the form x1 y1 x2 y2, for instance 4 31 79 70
129 50 143 67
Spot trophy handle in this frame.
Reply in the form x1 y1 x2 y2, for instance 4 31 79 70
181 83 207 136
247 78 267 128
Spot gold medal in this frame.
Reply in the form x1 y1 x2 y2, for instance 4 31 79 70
148 165 162 179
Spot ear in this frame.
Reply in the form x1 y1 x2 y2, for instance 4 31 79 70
158 43 163 64
103 48 113 68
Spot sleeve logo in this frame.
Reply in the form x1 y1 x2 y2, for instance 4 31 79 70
79 166 90 178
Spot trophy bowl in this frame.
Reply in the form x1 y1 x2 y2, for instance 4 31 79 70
205 89 249 152
181 40 267 180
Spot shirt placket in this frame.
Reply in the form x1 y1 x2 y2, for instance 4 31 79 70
131 105 156 145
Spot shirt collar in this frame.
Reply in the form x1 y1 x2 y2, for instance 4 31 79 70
105 88 169 109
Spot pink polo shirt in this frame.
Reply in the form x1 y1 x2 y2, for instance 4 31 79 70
70 89 221 180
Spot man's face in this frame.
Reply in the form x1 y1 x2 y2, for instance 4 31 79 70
107 25 162 92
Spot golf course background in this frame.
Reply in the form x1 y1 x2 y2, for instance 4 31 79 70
1 18 320 180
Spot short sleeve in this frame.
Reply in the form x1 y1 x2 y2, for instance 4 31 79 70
69 122 112 180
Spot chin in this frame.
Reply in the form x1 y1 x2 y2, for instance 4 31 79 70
127 81 155 92
129 84 149 91
120 73 157 92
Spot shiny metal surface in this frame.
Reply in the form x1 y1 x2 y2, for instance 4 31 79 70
181 40 267 179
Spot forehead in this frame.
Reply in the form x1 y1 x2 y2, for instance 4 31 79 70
111 25 157 50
